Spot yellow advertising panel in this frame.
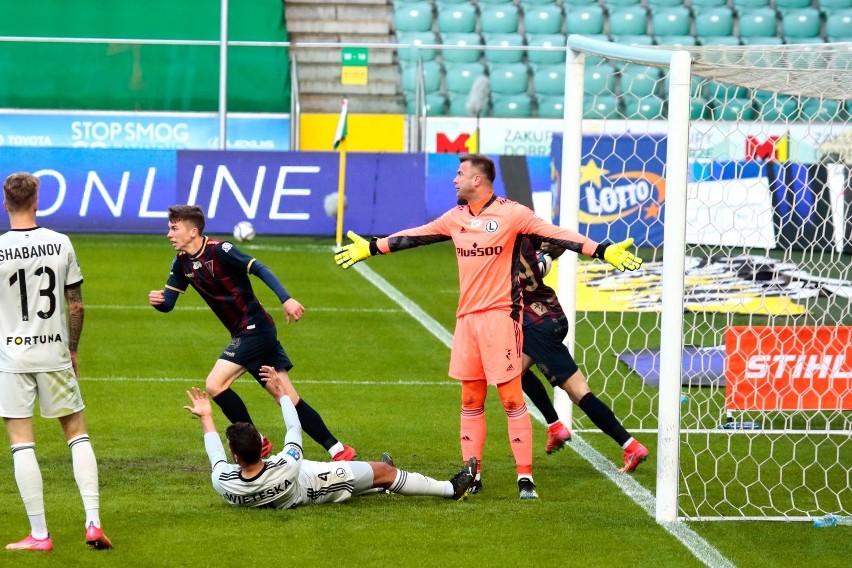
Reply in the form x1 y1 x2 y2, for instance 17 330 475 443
300 113 405 152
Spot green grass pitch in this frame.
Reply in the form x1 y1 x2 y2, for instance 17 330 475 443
0 234 845 567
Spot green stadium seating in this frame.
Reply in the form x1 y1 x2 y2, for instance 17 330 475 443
394 3 434 33
401 60 443 93
608 6 649 36
690 0 729 8
488 62 530 94
482 33 525 64
584 95 621 118
755 94 799 120
611 34 655 46
706 81 750 102
445 61 486 93
655 35 698 46
711 98 756 120
532 64 566 96
536 95 565 118
440 32 483 63
565 5 605 35
650 6 692 37
699 36 742 46
826 8 852 40
737 8 779 39
646 0 686 12
622 95 665 119
524 5 565 35
526 33 567 65
480 4 520 34
781 8 823 40
690 98 710 120
694 7 735 38
491 93 534 117
604 0 644 6
437 4 477 34
620 64 662 98
447 92 487 116
800 98 845 122
584 63 616 95
396 31 440 62
819 0 852 16
405 93 448 116
774 0 815 12
731 0 771 13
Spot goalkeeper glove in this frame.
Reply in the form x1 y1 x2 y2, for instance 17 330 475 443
334 230 375 269
601 237 643 272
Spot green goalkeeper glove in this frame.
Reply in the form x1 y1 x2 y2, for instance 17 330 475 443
603 237 643 272
334 230 373 269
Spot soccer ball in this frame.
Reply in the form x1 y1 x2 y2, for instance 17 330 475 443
232 221 256 242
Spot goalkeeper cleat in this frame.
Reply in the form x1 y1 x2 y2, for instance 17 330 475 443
449 457 477 500
518 477 539 500
85 523 112 550
6 533 53 551
621 439 649 473
260 435 273 459
332 445 357 461
545 422 572 454
380 452 395 467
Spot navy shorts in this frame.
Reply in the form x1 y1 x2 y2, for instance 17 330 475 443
522 318 578 388
219 328 293 387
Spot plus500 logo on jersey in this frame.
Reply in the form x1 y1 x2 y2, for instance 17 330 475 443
456 244 503 257
725 326 852 411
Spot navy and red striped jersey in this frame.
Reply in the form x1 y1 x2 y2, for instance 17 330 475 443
519 236 565 327
165 236 275 336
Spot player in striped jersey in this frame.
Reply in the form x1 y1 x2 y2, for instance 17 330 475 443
0 173 111 551
335 154 643 499
149 205 355 462
183 367 476 509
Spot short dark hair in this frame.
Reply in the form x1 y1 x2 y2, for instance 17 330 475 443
168 205 206 234
459 154 496 183
3 172 39 212
225 422 262 463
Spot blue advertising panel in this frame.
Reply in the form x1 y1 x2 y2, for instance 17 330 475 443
551 134 667 247
0 112 290 150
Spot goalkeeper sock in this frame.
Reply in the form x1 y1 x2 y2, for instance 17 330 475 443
294 398 339 451
387 469 449 497
460 406 486 472
212 388 254 424
506 405 533 477
578 392 631 447
520 370 560 424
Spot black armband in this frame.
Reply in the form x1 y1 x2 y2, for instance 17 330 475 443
593 242 611 260
369 237 383 256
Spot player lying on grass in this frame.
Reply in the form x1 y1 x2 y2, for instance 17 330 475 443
183 366 477 509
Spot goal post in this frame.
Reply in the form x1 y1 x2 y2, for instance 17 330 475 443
558 35 852 522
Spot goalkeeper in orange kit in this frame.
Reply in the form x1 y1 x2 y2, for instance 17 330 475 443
334 154 643 499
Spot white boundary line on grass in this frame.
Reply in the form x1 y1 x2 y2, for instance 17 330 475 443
350 262 736 568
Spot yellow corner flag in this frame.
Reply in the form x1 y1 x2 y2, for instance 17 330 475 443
333 98 348 246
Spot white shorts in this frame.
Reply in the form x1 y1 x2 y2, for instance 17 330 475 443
298 460 374 505
0 369 85 419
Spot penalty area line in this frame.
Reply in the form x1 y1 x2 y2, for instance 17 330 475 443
353 261 735 568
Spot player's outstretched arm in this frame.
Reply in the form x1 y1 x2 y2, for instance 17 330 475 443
334 230 375 269
183 387 217 434
602 237 643 272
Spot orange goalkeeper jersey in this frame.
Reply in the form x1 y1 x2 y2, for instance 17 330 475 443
375 195 601 319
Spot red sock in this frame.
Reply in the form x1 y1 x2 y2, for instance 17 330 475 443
507 405 533 476
460 406 485 472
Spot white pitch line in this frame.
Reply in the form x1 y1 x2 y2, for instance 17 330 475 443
90 304 402 313
351 260 735 568
83 377 454 386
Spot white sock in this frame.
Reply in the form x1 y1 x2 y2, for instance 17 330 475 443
517 474 534 483
68 435 100 528
327 442 344 458
388 469 453 498
12 444 48 539
621 437 635 450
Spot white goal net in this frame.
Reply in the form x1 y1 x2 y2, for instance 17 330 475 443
557 37 852 522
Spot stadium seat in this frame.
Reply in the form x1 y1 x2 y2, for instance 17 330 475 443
826 8 852 40
526 33 567 65
739 35 784 45
690 97 710 120
394 3 434 33
646 0 685 12
445 61 486 94
620 64 662 98
611 34 654 47
536 94 565 118
651 6 692 37
604 0 643 6
401 60 442 94
819 0 852 16
396 32 439 62
491 93 534 117
524 4 565 35
781 8 822 40
655 35 697 46
478 0 516 4
622 94 665 119
694 7 735 38
440 32 483 63
800 98 844 122
774 0 814 12
607 6 649 37
690 0 728 8
565 5 604 35
437 4 477 34
480 4 520 34
405 92 448 116
699 36 742 46
737 8 779 39
483 33 525 64
711 97 756 120
731 0 771 13
755 94 799 120
523 0 563 5
584 63 616 95
488 62 530 94
705 81 750 102
584 94 621 118
447 91 488 116
532 64 565 96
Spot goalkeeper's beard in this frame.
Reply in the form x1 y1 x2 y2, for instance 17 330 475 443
457 198 468 206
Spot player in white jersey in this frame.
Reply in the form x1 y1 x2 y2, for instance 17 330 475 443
183 366 477 509
0 172 112 552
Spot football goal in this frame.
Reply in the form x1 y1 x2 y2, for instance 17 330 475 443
555 35 852 522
